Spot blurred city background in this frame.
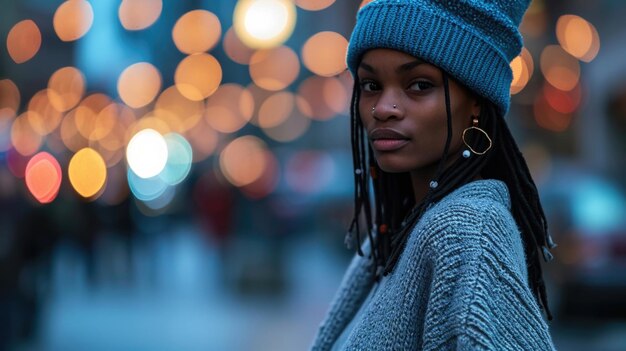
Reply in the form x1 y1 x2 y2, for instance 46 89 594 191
0 0 625 350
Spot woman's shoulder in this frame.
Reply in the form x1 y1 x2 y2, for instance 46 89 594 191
417 179 521 255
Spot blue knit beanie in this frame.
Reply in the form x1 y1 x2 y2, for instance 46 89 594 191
347 0 531 115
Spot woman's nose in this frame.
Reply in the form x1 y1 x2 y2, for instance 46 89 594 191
372 98 402 121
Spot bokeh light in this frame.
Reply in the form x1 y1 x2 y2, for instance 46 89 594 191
142 185 176 211
556 14 600 63
118 62 162 108
126 128 168 179
6 19 42 64
534 92 574 132
0 79 21 115
68 147 107 199
511 47 534 95
47 66 86 112
127 167 169 201
25 152 62 204
185 119 219 162
60 108 88 152
28 89 64 136
53 0 94 42
540 45 580 92
118 0 162 31
240 150 279 199
223 27 255 65
11 112 43 156
233 0 296 49
154 86 204 133
220 136 268 187
543 81 582 114
160 133 193 186
249 46 300 91
262 96 311 142
297 76 345 120
258 91 295 129
295 0 335 11
175 53 223 101
173 10 222 54
302 31 348 77
204 83 254 133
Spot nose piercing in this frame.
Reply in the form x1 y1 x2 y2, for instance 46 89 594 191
393 104 397 109
371 107 375 113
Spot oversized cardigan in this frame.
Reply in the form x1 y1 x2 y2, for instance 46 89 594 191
311 180 556 350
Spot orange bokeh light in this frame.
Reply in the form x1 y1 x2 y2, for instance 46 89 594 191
6 19 41 64
118 62 162 108
25 152 62 204
302 31 348 77
0 79 21 115
556 14 600 63
223 27 255 65
249 46 300 91
540 45 580 92
175 53 223 101
53 0 94 42
297 76 341 120
258 91 295 129
11 112 43 156
510 48 534 95
172 10 222 54
118 0 162 30
204 83 254 133
220 136 268 187
47 66 86 112
295 0 335 11
154 86 205 133
27 89 64 136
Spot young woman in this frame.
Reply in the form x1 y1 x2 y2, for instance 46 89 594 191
311 0 558 350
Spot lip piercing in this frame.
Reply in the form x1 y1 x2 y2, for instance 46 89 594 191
393 104 397 109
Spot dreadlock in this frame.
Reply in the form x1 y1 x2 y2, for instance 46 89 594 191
346 73 558 320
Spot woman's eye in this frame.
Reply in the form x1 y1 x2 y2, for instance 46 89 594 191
409 81 433 91
360 81 380 92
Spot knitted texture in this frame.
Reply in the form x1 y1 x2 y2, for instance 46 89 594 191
346 0 531 115
311 180 556 350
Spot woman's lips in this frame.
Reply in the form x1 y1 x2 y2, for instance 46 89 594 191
369 128 409 151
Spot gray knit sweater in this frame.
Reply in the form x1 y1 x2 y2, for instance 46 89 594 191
311 180 556 350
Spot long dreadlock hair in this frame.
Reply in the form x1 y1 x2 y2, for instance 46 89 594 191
346 72 558 320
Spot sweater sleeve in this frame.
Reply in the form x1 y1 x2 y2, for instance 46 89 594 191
419 199 556 351
310 240 376 350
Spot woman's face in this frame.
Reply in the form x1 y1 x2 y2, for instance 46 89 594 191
357 49 480 177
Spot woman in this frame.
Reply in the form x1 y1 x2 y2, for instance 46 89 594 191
311 0 558 350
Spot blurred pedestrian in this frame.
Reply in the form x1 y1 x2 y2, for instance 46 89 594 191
311 0 557 349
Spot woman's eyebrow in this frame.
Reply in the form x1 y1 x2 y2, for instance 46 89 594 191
358 62 375 73
397 59 425 73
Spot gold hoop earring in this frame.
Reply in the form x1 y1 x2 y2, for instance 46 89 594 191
462 117 492 156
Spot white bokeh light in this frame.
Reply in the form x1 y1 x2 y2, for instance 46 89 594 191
126 128 168 179
234 0 296 48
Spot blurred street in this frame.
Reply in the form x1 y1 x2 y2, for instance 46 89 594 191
2 0 626 350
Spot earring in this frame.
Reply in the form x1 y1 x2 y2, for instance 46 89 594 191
462 117 492 156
